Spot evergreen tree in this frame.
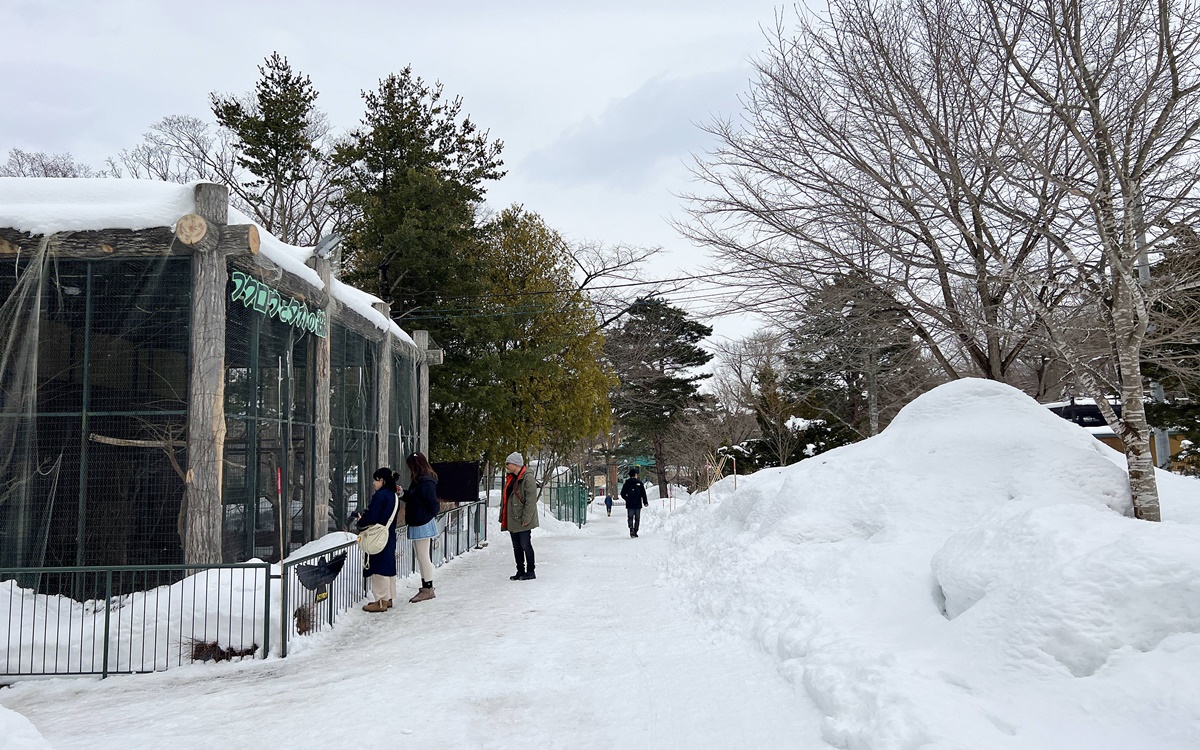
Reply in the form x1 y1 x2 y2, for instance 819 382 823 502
334 66 505 460
606 297 713 495
433 206 612 462
785 273 934 440
211 52 323 243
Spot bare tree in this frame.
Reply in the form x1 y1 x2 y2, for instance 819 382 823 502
680 2 1071 383
108 113 347 247
713 332 806 464
682 0 1200 520
2 148 100 177
976 0 1200 520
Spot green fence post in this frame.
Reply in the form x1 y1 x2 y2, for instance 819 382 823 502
101 570 113 678
262 564 271 659
281 563 290 658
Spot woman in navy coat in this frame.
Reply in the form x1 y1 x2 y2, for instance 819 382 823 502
356 467 400 612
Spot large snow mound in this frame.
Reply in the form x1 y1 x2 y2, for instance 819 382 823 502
666 378 1200 749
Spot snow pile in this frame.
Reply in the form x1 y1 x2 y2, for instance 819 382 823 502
665 378 1200 749
0 706 51 750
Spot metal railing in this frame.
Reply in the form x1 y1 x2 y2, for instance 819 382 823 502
397 500 488 578
1 500 491 676
1 563 271 678
277 539 364 658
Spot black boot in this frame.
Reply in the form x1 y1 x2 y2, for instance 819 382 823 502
510 570 525 581
518 570 536 580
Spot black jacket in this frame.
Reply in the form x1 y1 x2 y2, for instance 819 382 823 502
403 475 440 527
620 477 648 509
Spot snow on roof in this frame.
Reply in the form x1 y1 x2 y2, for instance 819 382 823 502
225 204 322 290
0 177 417 346
330 278 416 347
0 176 194 233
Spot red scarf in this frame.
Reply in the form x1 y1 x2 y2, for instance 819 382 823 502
501 466 526 532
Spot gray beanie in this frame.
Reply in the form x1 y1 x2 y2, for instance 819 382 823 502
505 452 524 467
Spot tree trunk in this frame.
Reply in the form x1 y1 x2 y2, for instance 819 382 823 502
652 433 668 498
1115 283 1161 521
867 347 880 437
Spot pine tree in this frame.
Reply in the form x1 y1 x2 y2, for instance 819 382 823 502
334 66 505 460
606 297 713 495
211 52 322 243
785 273 934 440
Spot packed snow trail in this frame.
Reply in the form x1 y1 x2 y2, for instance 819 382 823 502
1 510 829 750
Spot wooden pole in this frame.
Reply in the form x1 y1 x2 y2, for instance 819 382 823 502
414 331 431 455
375 301 392 470
312 253 333 538
181 184 229 564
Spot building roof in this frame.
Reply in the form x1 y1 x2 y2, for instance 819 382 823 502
0 177 414 346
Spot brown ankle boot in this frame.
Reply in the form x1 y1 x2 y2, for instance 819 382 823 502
409 585 436 603
362 600 388 613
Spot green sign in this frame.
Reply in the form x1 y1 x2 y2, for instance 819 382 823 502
230 270 327 338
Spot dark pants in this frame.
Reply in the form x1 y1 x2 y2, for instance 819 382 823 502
510 530 535 573
627 506 641 535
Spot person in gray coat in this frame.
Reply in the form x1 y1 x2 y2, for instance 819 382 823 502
501 452 539 580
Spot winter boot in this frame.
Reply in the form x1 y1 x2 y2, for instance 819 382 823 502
510 570 525 581
409 581 436 603
517 570 536 580
384 599 393 610
362 600 388 613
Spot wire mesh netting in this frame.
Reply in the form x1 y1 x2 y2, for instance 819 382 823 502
390 349 420 473
223 282 316 564
1 246 191 580
328 322 379 534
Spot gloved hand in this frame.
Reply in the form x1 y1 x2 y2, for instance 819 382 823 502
643 501 649 507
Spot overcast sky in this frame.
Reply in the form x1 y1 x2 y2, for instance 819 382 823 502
0 0 792 342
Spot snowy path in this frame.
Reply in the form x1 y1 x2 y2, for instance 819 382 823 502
2 511 829 750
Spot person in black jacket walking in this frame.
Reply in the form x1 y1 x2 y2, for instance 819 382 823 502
620 467 649 538
403 451 441 603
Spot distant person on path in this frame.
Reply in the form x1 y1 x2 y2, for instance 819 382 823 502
604 494 613 516
501 452 539 580
621 467 649 538
402 451 440 603
354 467 400 612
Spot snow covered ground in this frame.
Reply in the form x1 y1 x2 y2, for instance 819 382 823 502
5 378 1200 749
1 510 827 750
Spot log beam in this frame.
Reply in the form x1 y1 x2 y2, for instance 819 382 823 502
0 227 184 257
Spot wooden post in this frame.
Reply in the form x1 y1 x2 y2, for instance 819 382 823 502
182 184 228 564
312 254 333 539
414 330 431 455
374 301 392 469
